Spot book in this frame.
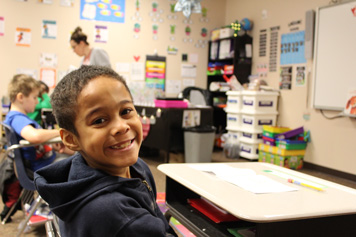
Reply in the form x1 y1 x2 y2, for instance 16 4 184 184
187 198 239 223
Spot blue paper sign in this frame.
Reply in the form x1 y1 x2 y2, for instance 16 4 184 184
280 31 306 65
80 0 125 23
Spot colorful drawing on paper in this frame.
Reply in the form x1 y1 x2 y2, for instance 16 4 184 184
15 27 31 47
280 31 306 65
80 0 125 23
42 20 57 39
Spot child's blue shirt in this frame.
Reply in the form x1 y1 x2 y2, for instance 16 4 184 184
4 111 56 171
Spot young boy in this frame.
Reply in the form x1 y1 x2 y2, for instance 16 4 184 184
34 65 177 236
27 81 52 125
1 74 71 222
4 74 70 171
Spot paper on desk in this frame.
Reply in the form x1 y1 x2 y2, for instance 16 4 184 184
190 164 297 194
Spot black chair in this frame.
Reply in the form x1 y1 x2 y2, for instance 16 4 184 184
41 108 56 129
181 86 211 106
0 122 53 236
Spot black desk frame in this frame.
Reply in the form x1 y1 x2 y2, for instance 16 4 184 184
135 106 213 163
164 176 356 237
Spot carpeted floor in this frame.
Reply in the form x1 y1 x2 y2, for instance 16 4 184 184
1 149 356 236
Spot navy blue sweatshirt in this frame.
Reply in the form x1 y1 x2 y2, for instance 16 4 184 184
34 153 177 237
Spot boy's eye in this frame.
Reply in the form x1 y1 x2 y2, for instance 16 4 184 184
92 118 106 125
121 108 133 116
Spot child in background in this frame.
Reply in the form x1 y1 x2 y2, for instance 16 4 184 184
27 81 52 125
34 65 177 236
1 74 72 222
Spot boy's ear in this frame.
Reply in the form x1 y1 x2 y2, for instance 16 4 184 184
59 129 81 151
16 92 24 102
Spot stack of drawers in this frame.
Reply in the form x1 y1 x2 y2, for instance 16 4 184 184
225 90 279 160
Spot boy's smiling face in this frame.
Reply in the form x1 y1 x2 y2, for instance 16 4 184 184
67 76 143 177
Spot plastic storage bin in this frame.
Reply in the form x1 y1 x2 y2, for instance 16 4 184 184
226 113 241 130
184 126 216 163
225 91 242 113
239 129 263 144
241 91 279 113
241 112 278 131
240 142 259 160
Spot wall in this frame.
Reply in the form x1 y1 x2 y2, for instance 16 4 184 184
0 0 226 99
2 0 355 176
225 0 356 175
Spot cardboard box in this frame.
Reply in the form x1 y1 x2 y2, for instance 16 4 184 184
259 151 304 170
220 28 234 39
211 29 220 41
274 154 304 170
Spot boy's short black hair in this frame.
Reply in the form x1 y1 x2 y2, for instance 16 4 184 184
51 65 131 136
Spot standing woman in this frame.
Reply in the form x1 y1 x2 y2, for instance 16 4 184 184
70 27 111 68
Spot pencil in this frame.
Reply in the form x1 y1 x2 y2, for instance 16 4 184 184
287 178 324 192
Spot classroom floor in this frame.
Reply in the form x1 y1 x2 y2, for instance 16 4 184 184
1 149 356 236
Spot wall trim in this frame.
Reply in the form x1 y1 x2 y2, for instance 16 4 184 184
304 162 356 182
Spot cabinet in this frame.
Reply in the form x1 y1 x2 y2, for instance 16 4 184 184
207 34 252 134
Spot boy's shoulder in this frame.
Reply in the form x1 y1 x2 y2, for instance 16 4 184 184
5 110 40 132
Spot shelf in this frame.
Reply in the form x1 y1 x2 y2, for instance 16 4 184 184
210 36 234 42
208 58 234 62
210 91 228 94
207 34 252 135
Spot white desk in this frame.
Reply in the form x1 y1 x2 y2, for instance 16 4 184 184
158 162 356 236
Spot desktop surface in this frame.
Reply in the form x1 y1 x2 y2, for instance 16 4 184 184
158 162 356 223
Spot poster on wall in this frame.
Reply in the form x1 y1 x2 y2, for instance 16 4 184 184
295 66 306 87
279 66 292 90
166 79 181 94
40 53 58 68
344 88 356 115
280 31 306 65
146 55 166 97
16 68 38 79
60 0 74 7
40 68 56 88
0 17 4 36
94 25 108 43
42 20 57 39
269 26 279 72
259 29 267 57
38 0 53 4
15 27 31 47
80 0 125 23
131 62 145 81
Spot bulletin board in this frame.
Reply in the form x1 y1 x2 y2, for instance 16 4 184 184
313 0 356 111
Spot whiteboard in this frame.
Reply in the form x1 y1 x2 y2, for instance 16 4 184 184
313 1 356 111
